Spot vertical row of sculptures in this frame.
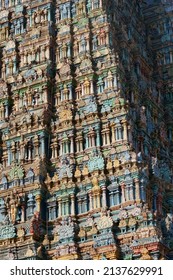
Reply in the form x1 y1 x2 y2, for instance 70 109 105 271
0 0 53 260
0 0 173 260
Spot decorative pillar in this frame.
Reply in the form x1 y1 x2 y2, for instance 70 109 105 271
106 131 110 145
80 140 83 151
42 46 46 61
111 125 115 142
45 45 49 59
28 146 31 160
67 44 70 58
13 58 17 73
88 191 93 210
121 183 125 203
78 200 82 214
5 61 9 75
101 186 107 207
40 135 45 156
69 85 72 99
70 137 74 153
7 145 11 166
5 102 9 118
71 194 75 215
0 200 6 222
116 190 120 205
58 199 62 217
81 83 84 95
27 194 35 219
110 192 114 206
90 80 94 94
114 75 118 88
134 178 140 201
97 194 101 208
54 143 58 158
122 120 128 141
102 132 105 146
53 206 56 220
35 194 41 212
48 206 51 220
129 185 134 200
85 135 89 149
91 134 95 147
60 141 63 156
65 200 69 215
76 141 79 152
93 195 97 209
47 8 51 21
96 130 100 146
33 136 39 157
84 198 88 212
21 205 25 222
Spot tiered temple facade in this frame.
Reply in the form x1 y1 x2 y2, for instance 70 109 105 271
0 0 173 260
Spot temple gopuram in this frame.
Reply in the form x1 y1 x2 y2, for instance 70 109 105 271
0 0 173 260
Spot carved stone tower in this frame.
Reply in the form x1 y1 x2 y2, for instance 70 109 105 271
0 0 173 260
